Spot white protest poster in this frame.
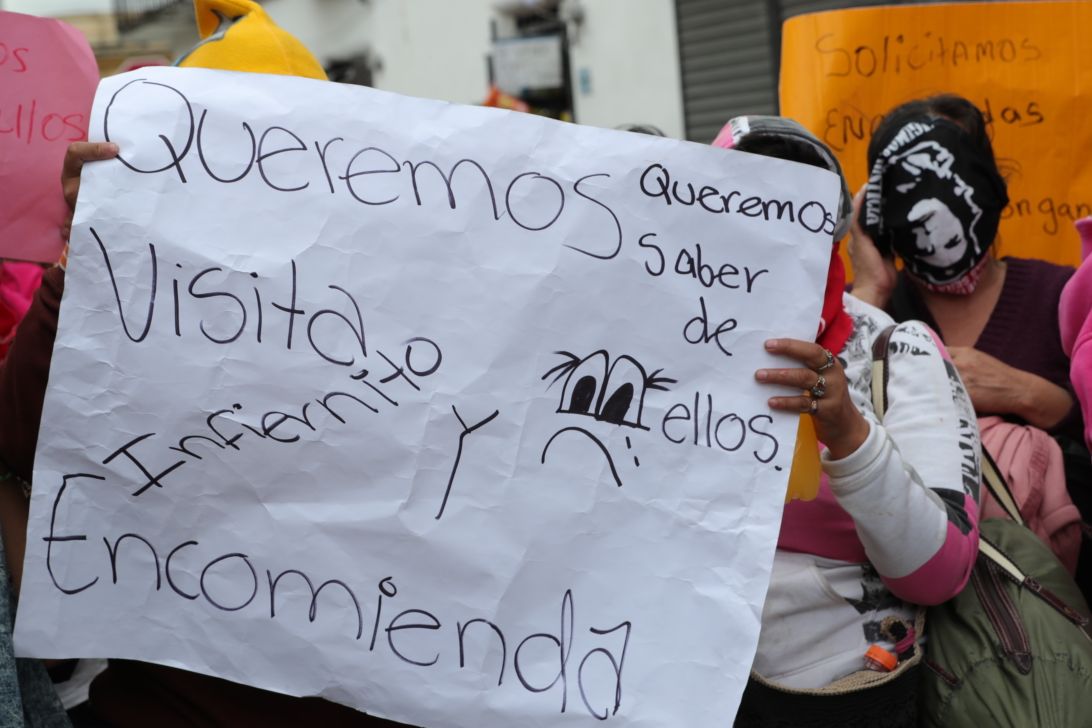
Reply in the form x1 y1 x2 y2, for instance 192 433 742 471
15 67 838 726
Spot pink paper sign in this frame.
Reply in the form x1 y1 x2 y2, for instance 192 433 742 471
0 11 98 262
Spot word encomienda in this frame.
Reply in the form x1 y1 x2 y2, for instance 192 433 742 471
41 480 630 720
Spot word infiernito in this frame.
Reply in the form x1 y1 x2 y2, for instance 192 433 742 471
100 337 441 497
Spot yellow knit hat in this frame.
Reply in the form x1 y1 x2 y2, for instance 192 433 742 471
175 0 327 80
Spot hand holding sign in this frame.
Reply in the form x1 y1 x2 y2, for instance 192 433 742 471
0 11 98 262
60 142 119 241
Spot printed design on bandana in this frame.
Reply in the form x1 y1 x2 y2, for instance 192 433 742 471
862 118 1006 288
862 121 932 229
882 138 987 281
943 359 982 499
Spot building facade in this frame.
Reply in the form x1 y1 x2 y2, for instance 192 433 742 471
55 0 971 143
261 0 954 142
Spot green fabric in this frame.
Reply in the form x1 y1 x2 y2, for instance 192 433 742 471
921 517 1092 727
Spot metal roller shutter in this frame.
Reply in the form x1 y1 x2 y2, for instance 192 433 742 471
676 0 777 143
778 0 876 20
676 0 957 144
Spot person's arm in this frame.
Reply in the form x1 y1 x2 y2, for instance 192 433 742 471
0 142 118 591
824 322 980 605
60 141 118 241
949 345 1074 430
757 337 869 460
756 320 979 605
846 188 898 309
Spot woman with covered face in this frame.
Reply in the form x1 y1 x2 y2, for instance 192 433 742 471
850 94 1090 594
851 94 1079 438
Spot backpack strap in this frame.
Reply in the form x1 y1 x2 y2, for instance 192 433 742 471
870 324 1089 633
869 324 1024 526
980 535 1092 639
980 449 1023 525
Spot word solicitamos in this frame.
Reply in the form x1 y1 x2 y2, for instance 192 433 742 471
101 78 836 249
815 31 1042 79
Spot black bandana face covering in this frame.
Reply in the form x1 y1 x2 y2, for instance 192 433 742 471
861 117 1008 291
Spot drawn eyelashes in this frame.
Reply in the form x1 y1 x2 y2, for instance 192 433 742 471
542 350 675 429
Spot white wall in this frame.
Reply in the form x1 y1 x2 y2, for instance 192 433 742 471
265 0 686 136
265 0 494 106
262 0 373 63
566 0 685 139
367 0 494 106
4 0 112 15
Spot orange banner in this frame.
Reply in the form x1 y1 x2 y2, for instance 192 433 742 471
780 1 1092 270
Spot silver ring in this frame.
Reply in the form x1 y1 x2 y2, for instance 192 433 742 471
809 398 819 414
809 374 827 399
816 348 836 372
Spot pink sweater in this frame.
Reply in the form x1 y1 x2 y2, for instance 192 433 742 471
0 261 44 361
1059 217 1092 452
780 296 979 603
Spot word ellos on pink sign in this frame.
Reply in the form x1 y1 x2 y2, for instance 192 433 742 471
0 11 98 262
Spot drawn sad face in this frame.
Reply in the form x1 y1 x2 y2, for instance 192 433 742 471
539 350 674 487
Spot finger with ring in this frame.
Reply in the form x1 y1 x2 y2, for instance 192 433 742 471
816 348 836 372
809 374 827 399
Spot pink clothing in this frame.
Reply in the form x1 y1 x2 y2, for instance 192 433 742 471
777 297 980 605
1060 217 1092 451
780 478 979 605
1079 217 1092 261
978 415 1082 574
780 478 862 561
756 295 981 688
0 261 45 361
